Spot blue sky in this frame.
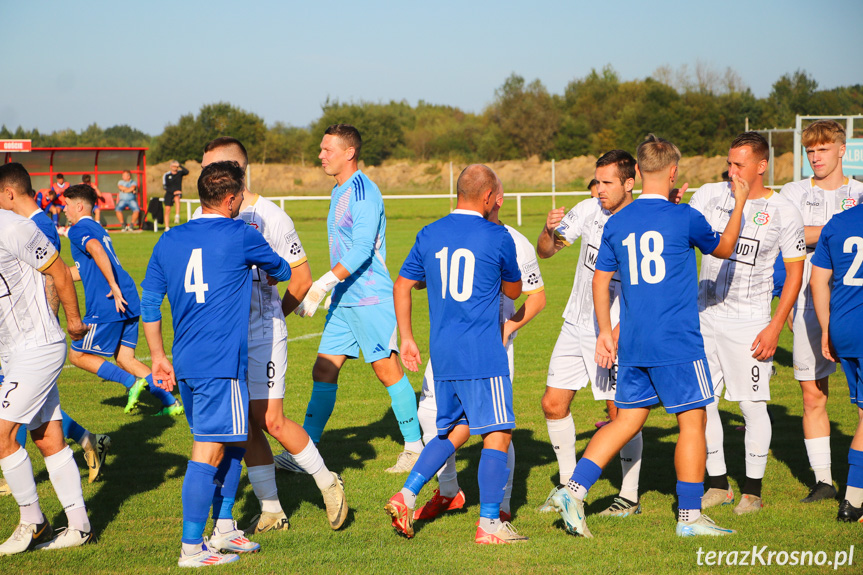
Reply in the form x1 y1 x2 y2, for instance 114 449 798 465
5 0 862 135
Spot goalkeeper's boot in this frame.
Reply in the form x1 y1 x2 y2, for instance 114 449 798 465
385 450 420 473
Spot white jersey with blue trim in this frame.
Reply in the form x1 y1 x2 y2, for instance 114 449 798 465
0 210 64 356
690 182 806 319
326 170 392 307
554 198 622 331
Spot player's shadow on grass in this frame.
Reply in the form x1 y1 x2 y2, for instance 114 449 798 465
774 346 793 369
759 403 851 496
84 410 185 535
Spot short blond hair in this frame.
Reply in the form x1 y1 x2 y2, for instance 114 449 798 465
636 134 681 174
802 120 846 147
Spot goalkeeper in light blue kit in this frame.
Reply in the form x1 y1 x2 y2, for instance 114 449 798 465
287 124 423 473
141 161 293 568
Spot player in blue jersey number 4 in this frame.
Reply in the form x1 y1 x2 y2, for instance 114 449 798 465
141 161 293 568
548 135 750 538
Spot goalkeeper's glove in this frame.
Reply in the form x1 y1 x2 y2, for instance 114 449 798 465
295 270 341 317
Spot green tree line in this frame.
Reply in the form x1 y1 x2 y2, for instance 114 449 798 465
4 66 861 165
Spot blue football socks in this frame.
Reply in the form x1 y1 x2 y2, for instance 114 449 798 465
61 411 87 443
478 448 509 519
403 437 456 495
211 447 246 522
848 449 863 488
181 461 218 545
144 374 176 407
96 361 136 389
304 381 338 443
386 376 422 444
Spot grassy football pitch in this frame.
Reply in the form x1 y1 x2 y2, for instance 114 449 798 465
1 194 859 574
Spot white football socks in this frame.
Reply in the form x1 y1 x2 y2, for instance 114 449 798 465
44 446 90 533
291 439 334 491
705 399 727 476
846 486 863 507
546 415 577 485
619 431 643 503
804 436 833 485
0 446 43 524
740 400 771 480
247 464 283 514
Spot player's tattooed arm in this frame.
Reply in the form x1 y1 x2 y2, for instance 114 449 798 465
41 256 88 340
394 275 421 372
537 207 567 258
810 264 836 362
44 275 60 316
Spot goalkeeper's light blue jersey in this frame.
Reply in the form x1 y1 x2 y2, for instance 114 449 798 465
327 170 393 307
400 210 521 380
140 216 290 380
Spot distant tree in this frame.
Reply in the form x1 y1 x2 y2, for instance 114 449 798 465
765 70 819 126
151 102 266 163
263 122 312 165
307 99 409 166
489 73 559 159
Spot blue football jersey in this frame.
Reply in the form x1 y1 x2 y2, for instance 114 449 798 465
68 216 140 323
140 216 290 380
596 196 721 366
327 170 393 307
400 210 521 380
30 211 61 251
811 204 863 358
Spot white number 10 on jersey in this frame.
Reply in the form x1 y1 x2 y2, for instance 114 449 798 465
622 231 666 284
435 247 475 302
184 248 209 303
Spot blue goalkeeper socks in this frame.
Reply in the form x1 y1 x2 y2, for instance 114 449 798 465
181 461 218 545
61 411 87 443
386 376 421 443
304 381 338 443
96 361 136 389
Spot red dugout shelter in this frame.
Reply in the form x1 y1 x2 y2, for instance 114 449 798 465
1 145 148 230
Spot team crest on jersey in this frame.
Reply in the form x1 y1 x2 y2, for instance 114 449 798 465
841 198 857 211
752 211 770 225
247 221 259 230
35 246 49 260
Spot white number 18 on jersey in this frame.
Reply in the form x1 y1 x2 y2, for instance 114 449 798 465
184 248 209 303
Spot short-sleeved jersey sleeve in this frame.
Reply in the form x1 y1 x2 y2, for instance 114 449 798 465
780 204 807 262
507 225 544 294
242 225 290 280
399 233 426 282
811 224 834 270
3 219 58 272
277 213 308 267
141 238 168 296
688 206 721 254
596 222 619 273
554 201 589 246
780 182 804 212
499 231 521 283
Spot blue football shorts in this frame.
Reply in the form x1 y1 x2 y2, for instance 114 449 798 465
839 357 863 408
318 302 398 363
434 375 515 436
179 377 249 443
616 358 714 414
71 317 139 357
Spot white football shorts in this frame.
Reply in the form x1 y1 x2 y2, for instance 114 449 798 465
546 321 616 401
0 341 65 428
792 305 837 381
247 336 288 401
700 313 772 402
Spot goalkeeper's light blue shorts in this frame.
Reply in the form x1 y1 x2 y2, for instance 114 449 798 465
318 301 398 363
